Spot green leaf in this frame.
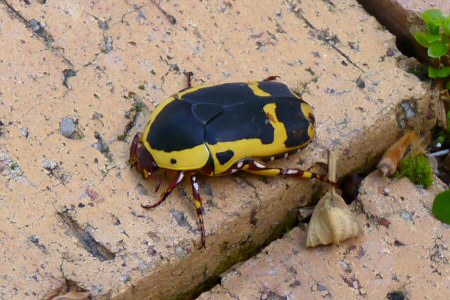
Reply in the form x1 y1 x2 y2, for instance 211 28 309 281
426 33 442 43
415 32 430 47
414 32 441 47
432 189 450 224
428 66 450 78
446 80 450 90
423 9 444 21
423 9 444 34
428 41 449 58
444 17 450 36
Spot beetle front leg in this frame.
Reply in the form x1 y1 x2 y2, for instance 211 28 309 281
235 159 335 185
190 174 206 249
129 133 142 168
141 171 185 209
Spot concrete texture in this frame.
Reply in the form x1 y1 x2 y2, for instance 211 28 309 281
0 0 439 299
198 173 450 300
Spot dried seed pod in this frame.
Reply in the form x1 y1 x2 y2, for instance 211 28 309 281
306 191 362 247
306 150 362 247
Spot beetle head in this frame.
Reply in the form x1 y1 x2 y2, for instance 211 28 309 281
130 133 161 191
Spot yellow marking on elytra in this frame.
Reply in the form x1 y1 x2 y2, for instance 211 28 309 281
248 81 271 97
148 144 210 170
206 140 312 175
263 103 286 139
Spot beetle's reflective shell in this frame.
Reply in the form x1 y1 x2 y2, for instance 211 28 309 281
142 81 315 175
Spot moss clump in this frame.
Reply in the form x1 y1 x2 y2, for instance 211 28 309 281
397 154 433 188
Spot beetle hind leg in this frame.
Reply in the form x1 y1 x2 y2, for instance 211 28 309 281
262 75 280 81
235 159 335 185
141 171 185 209
190 174 206 249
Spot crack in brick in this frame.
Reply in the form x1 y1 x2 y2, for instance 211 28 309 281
283 0 364 72
57 210 115 261
0 0 73 68
150 0 176 25
117 3 149 26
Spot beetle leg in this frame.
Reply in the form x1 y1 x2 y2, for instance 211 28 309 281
190 174 206 249
235 159 335 185
185 71 194 88
129 133 142 168
141 171 185 209
263 75 280 81
153 173 162 193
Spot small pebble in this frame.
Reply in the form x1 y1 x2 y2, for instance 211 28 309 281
43 158 57 170
60 118 76 138
29 19 40 32
399 209 413 222
93 112 103 119
98 20 109 30
20 128 29 138
338 260 352 272
356 76 365 89
103 36 113 53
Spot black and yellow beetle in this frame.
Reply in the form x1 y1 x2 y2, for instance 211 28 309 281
130 76 332 248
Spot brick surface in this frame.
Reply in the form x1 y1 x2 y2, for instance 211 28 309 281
198 173 450 300
0 0 438 299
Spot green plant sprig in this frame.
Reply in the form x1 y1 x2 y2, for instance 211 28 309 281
414 9 450 90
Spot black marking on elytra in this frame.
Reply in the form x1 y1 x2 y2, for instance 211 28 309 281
191 103 223 124
258 81 298 97
276 102 311 148
148 100 205 151
170 158 177 164
181 82 257 106
216 150 234 165
205 100 275 145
